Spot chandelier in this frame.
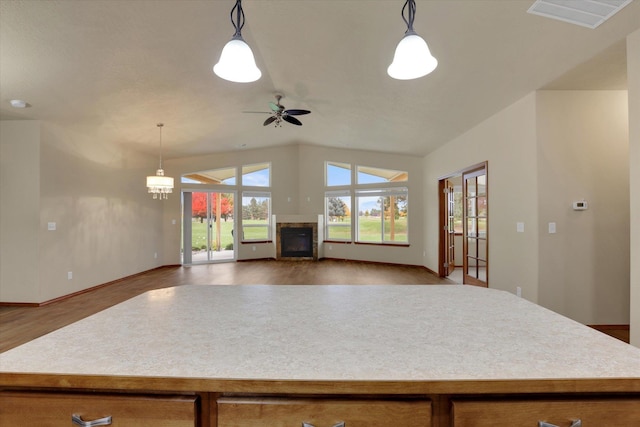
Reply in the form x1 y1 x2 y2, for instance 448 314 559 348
146 123 174 199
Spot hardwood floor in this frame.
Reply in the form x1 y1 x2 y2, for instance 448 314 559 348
0 260 452 353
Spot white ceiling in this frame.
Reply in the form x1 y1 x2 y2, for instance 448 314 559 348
1 0 638 159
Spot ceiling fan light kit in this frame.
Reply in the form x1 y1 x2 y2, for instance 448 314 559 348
214 0 261 83
388 0 438 80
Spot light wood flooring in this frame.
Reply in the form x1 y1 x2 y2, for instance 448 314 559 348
0 260 452 353
0 259 629 353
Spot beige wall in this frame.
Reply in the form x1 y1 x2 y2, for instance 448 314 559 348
424 89 631 326
629 29 640 347
0 121 40 302
423 93 540 299
536 91 629 325
166 144 425 266
0 121 164 304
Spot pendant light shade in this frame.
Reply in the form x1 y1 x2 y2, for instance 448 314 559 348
388 0 438 80
213 0 261 83
146 123 174 200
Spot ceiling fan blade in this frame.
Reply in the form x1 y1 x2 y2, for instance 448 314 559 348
284 109 311 116
283 115 303 126
263 116 277 126
269 102 280 112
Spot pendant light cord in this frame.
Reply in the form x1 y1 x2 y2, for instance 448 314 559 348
401 0 417 34
230 0 246 39
157 123 164 170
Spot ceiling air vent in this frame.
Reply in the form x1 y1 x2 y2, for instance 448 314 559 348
527 0 633 29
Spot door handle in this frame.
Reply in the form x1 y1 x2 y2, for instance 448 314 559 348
539 420 581 427
72 414 112 426
302 423 345 427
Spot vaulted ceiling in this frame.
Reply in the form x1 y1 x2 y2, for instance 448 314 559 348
1 0 639 159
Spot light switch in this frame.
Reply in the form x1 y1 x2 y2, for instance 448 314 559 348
548 222 556 234
47 222 56 231
516 222 524 233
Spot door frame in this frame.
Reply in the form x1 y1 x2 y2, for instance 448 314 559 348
438 161 489 285
181 189 237 265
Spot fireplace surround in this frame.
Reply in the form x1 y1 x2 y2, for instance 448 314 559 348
275 219 319 261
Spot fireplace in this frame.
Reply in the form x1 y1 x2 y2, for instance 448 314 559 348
275 220 318 261
280 227 313 258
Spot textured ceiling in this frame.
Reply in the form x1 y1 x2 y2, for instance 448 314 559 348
1 0 639 159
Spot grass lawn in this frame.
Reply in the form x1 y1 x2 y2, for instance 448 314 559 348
327 216 408 242
190 216 408 251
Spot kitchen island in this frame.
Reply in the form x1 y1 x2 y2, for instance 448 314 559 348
2 285 640 426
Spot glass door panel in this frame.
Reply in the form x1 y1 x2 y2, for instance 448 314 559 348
183 191 235 264
463 166 488 287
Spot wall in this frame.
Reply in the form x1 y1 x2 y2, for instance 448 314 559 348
423 93 540 299
166 143 425 266
629 29 640 347
536 91 630 325
0 121 164 304
0 121 40 302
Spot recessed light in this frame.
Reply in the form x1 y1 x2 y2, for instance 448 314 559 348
10 99 28 108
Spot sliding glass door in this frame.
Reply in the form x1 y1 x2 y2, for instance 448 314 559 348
182 191 236 264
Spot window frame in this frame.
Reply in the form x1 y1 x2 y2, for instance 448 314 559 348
241 191 272 242
324 162 409 246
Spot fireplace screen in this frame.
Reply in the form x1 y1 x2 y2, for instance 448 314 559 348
280 227 313 257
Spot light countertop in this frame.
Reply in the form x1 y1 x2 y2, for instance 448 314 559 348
2 285 640 382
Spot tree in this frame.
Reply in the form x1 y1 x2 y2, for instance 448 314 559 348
192 192 208 223
327 197 348 221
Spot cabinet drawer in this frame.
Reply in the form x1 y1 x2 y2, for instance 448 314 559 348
217 397 431 427
0 392 198 427
452 398 640 426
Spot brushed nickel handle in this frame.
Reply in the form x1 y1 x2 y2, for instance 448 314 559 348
302 423 345 427
72 414 112 426
539 420 581 427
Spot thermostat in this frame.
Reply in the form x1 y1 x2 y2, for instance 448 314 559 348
573 200 588 210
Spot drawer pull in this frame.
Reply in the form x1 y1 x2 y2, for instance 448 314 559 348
538 420 581 427
302 423 345 427
71 414 113 426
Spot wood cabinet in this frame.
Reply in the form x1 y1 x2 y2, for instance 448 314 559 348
0 392 198 427
451 398 640 427
216 397 431 427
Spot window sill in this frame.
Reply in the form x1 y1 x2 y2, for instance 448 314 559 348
355 242 410 247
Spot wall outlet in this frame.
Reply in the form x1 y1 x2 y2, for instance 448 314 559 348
328 244 333 250
154 252 158 259
252 245 256 251
516 286 522 298
67 271 73 280
47 222 56 231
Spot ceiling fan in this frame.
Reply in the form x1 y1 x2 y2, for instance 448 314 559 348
245 94 311 127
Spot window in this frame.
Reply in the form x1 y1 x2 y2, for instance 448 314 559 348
325 162 409 245
241 192 271 241
181 167 236 185
326 161 351 186
356 188 408 244
242 163 270 187
357 166 407 184
325 190 351 241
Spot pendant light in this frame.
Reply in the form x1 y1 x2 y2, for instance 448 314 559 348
387 0 438 80
146 123 174 200
213 0 261 83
